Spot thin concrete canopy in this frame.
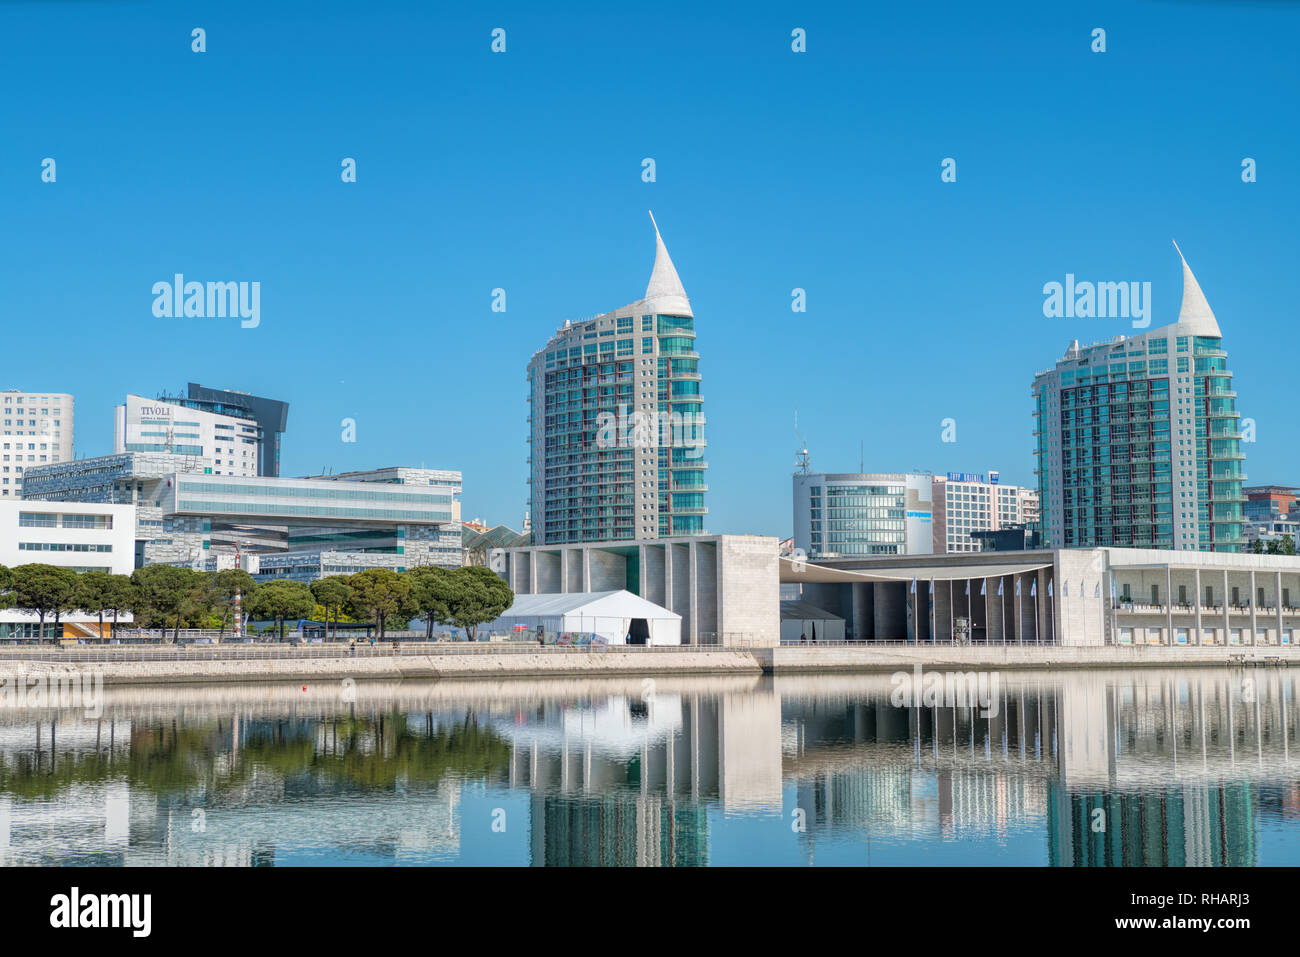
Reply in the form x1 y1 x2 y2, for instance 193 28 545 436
780 556 1053 584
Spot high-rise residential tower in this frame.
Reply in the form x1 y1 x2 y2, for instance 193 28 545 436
527 214 706 545
1032 245 1246 552
1 390 73 498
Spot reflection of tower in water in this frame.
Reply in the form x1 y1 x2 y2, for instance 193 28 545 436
514 690 783 865
1048 782 1257 866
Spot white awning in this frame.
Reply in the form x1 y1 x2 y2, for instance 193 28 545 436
781 556 1053 584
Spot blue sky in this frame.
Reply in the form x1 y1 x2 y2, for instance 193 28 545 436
2 1 1297 536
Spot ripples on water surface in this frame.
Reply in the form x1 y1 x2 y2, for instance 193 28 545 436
0 669 1297 866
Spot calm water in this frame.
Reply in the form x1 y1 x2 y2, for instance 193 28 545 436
1 669 1298 866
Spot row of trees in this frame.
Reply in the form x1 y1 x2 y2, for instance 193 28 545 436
1250 536 1296 555
0 563 513 643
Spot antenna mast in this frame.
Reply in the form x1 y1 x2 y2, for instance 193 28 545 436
794 411 811 475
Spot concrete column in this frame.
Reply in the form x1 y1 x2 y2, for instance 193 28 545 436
1223 569 1230 645
1165 566 1173 645
664 544 673 620
851 582 871 641
1194 568 1202 646
1250 570 1258 646
1109 567 1118 646
948 580 954 644
688 540 699 645
1277 571 1284 646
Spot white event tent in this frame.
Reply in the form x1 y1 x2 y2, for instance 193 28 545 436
487 590 682 646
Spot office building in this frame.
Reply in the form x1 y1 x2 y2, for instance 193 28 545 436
1032 245 1246 551
932 471 1040 553
0 498 135 639
1243 485 1300 523
526 213 706 545
971 525 1042 551
792 472 934 559
1244 517 1300 551
177 382 290 477
115 394 261 477
792 469 1038 559
20 454 461 576
1 390 73 499
784 545 1300 646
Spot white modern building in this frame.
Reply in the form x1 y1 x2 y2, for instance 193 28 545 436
0 499 135 639
20 453 462 575
784 546 1300 647
932 471 1039 553
114 394 260 477
1 389 73 499
792 472 934 560
793 469 1038 560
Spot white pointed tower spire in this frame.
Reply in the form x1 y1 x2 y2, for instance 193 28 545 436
644 211 692 317
1172 240 1221 337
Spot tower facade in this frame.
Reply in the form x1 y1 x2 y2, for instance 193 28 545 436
1032 245 1246 551
527 215 706 545
1 390 73 499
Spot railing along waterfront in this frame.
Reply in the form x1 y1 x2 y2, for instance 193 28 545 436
0 642 762 662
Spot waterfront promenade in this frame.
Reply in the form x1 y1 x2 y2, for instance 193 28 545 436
1 641 1297 685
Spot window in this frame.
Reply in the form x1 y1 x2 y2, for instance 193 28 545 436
1150 584 1159 605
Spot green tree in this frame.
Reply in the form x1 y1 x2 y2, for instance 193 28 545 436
408 566 455 640
1281 535 1297 557
1251 539 1265 554
310 575 353 642
445 566 514 642
245 580 316 640
9 564 80 644
211 568 256 637
347 569 414 638
132 565 202 642
75 571 137 641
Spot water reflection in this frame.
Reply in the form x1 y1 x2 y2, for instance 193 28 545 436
0 670 1296 865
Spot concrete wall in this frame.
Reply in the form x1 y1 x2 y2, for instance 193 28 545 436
715 536 777 645
588 550 625 592
492 534 781 646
